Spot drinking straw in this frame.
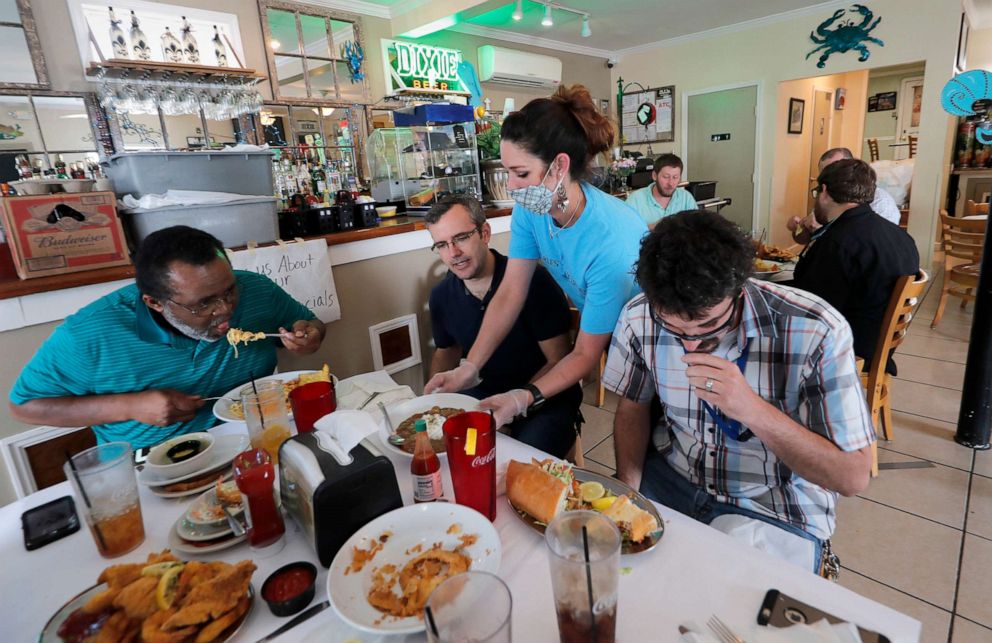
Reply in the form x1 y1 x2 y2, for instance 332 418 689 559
249 371 266 429
581 524 597 643
424 604 439 639
65 449 108 553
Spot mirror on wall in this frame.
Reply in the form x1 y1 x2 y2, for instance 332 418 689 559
0 93 99 180
0 0 49 89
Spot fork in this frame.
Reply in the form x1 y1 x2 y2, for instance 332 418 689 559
707 615 744 643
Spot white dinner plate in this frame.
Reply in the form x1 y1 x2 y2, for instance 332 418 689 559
138 434 248 487
753 269 783 281
377 393 481 458
212 370 338 422
177 516 233 542
327 503 501 635
149 470 233 499
184 482 245 526
168 519 247 554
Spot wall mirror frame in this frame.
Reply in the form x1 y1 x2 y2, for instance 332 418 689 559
0 0 50 90
258 0 371 106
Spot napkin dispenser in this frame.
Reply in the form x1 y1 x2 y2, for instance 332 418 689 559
279 432 403 567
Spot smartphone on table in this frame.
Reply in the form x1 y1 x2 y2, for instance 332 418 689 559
22 495 80 551
757 589 891 643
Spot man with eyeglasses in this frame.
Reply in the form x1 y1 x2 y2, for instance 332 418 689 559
9 226 324 447
603 210 875 572
425 196 582 457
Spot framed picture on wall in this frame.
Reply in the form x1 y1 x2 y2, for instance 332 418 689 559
788 98 805 134
876 91 897 111
867 95 879 112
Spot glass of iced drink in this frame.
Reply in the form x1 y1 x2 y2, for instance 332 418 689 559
241 380 294 465
425 571 512 642
63 442 145 558
545 511 621 643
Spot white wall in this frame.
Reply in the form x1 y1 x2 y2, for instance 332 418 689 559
612 0 961 264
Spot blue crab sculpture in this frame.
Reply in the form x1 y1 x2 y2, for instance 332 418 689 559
807 4 883 69
341 41 365 83
942 70 992 144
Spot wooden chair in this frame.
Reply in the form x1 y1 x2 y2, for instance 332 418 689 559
931 212 986 328
861 270 928 476
907 134 917 158
965 200 989 216
1 426 96 498
867 138 880 162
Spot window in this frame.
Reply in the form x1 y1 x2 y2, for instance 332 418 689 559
0 0 49 89
260 1 368 103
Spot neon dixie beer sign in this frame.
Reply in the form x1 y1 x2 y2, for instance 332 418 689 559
384 40 464 93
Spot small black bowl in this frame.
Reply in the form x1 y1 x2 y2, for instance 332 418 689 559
261 561 317 617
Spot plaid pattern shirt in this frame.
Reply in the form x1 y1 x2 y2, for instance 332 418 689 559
603 279 875 540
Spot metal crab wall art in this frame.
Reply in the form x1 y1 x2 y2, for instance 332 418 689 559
341 40 365 83
807 4 884 69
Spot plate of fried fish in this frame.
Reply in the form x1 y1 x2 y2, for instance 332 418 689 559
40 549 255 643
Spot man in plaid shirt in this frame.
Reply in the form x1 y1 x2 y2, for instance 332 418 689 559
603 210 875 572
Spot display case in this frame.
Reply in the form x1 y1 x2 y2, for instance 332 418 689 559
367 123 481 210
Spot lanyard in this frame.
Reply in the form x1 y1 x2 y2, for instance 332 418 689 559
700 339 753 442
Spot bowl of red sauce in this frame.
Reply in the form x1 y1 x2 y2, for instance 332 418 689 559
261 561 317 616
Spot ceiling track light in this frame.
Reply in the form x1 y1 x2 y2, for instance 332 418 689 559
542 3 553 27
512 0 523 21
581 14 590 37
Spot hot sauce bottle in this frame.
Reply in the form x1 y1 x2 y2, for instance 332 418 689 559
411 419 442 503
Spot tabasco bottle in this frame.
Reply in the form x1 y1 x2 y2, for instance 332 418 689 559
411 419 442 503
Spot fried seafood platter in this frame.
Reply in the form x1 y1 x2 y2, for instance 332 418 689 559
49 550 255 643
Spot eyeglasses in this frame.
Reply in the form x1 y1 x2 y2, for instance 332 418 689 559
430 226 482 253
653 295 740 353
167 284 237 317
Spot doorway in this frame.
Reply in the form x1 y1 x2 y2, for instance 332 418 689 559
895 76 924 159
806 89 833 213
684 84 759 232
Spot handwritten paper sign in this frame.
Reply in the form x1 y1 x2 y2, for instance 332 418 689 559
227 239 341 323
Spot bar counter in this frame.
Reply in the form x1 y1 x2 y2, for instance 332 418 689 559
0 208 512 301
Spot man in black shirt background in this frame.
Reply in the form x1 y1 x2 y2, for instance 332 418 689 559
426 196 582 457
791 159 919 374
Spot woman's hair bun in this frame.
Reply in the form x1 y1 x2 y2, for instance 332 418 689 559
551 84 615 156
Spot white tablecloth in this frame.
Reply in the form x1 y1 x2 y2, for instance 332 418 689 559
0 424 920 642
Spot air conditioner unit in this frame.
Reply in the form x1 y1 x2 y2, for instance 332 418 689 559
477 45 562 89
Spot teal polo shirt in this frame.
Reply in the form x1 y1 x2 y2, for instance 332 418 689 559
9 270 316 448
625 185 698 226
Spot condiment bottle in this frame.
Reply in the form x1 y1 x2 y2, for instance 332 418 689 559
411 419 442 503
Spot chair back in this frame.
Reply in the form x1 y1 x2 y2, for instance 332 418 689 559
907 134 918 158
865 270 928 411
965 200 990 216
939 212 987 265
867 138 880 162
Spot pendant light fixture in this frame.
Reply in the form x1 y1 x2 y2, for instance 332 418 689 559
542 3 553 27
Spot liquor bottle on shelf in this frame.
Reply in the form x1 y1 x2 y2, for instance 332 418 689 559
295 162 311 197
310 162 328 204
108 7 129 59
212 25 228 67
17 156 32 180
129 11 151 60
181 17 200 64
54 156 68 179
70 163 86 179
161 27 183 63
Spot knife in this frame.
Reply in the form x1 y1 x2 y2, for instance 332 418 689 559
255 600 331 642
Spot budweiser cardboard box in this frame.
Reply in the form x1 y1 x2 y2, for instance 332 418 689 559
1 192 130 279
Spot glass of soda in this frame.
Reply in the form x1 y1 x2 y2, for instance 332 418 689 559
425 571 512 642
442 411 497 521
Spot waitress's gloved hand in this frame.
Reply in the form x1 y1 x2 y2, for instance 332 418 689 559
424 361 481 394
480 389 530 429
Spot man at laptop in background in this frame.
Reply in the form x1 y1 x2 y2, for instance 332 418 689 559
625 153 698 228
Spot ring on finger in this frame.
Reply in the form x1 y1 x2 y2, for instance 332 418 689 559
704 378 715 392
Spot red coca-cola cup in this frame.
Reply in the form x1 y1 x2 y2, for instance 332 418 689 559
442 411 497 521
289 380 336 433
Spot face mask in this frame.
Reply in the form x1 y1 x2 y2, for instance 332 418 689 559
509 162 563 215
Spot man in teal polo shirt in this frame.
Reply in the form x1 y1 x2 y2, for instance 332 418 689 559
8 226 325 448
625 153 697 228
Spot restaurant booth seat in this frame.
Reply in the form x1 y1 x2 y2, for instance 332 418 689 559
1 425 95 498
860 270 928 477
931 211 986 328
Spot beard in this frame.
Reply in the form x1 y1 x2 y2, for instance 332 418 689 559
160 305 223 342
813 199 830 226
655 184 675 198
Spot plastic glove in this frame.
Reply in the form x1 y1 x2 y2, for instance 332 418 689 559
480 389 530 429
424 361 481 394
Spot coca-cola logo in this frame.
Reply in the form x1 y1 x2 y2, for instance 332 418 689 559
470 448 495 468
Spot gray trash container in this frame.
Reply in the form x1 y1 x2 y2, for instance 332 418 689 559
104 151 275 198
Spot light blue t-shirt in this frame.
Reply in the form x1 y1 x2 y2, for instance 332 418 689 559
509 183 647 334
625 185 698 226
10 271 316 448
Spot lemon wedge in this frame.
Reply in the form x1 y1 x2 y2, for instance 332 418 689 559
579 481 606 502
591 496 618 512
464 427 477 456
141 561 183 577
155 564 184 610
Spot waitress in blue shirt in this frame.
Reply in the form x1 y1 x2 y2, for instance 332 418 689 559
426 84 647 428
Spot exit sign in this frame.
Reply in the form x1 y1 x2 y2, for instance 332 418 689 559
711 133 731 141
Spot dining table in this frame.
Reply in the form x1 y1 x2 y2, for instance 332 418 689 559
1 380 922 642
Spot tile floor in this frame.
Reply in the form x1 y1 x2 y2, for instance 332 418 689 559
576 268 991 642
